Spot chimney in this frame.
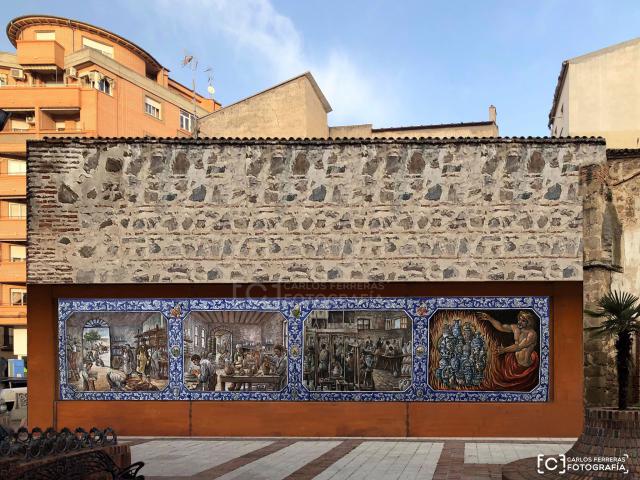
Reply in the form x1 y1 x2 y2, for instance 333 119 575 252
489 105 497 123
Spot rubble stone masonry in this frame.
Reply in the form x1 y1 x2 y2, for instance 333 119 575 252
26 137 606 285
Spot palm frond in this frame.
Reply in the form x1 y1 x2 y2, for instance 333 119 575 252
584 290 640 337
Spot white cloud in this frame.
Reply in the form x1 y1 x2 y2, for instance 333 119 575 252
155 0 398 125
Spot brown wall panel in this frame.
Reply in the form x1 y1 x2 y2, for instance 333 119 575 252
56 401 191 436
28 281 583 437
26 284 55 429
191 402 406 437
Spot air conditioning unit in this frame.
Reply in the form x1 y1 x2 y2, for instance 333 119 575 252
65 67 77 78
10 68 24 80
26 116 35 124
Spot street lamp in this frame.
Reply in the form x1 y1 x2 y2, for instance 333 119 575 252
0 109 11 131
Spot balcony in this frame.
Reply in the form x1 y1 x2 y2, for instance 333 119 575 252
0 85 82 109
16 40 65 70
0 129 88 154
0 261 26 284
0 218 26 241
0 304 26 326
0 175 26 198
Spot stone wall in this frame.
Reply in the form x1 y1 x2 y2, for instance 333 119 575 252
27 137 605 284
580 149 640 407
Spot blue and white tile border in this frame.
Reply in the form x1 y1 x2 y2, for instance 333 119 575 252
57 296 550 402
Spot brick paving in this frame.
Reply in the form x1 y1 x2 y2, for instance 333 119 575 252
125 437 581 480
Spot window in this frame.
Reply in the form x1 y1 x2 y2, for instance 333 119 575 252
82 37 114 58
0 74 6 87
97 77 112 95
357 318 370 330
201 328 205 348
83 71 113 95
7 160 26 176
7 202 26 218
10 288 27 306
145 97 161 119
35 31 56 41
10 245 26 262
385 317 407 330
180 110 195 132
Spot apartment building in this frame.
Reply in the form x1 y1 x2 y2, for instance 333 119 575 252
0 15 219 349
549 37 640 147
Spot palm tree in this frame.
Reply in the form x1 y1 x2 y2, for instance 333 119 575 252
585 290 640 410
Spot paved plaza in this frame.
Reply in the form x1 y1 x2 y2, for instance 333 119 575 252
125 437 575 480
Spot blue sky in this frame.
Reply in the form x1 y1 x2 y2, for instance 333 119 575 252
2 1 639 135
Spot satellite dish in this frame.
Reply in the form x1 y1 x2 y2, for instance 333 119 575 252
207 85 215 96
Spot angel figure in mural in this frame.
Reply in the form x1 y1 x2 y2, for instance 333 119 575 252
476 311 539 391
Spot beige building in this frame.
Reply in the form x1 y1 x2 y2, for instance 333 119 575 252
549 37 640 148
199 72 499 138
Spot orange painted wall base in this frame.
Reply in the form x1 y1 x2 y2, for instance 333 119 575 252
28 281 584 437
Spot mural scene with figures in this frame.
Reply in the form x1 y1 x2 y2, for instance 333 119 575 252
183 311 288 392
429 309 540 392
303 310 413 392
65 312 169 392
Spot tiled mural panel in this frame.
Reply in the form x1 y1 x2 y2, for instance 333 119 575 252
58 296 550 402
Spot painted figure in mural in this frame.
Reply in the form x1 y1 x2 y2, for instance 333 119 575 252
434 319 488 389
106 369 127 390
234 344 244 365
362 352 375 389
318 343 329 379
476 311 539 391
121 344 134 376
335 340 344 366
151 348 161 379
332 357 342 377
273 345 287 389
435 358 448 384
437 325 454 360
80 359 96 391
145 348 152 379
94 343 105 367
190 354 217 391
137 348 148 377
304 346 316 388
345 351 355 383
68 340 80 381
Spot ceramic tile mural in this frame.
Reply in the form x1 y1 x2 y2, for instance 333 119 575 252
58 296 550 402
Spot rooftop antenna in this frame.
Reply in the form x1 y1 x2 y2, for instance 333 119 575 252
181 52 216 140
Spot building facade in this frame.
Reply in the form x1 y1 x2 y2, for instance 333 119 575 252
549 37 640 148
199 72 499 139
0 15 219 352
26 136 611 437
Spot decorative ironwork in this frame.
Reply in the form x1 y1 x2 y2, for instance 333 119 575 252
0 426 117 460
2 450 145 480
0 427 144 480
